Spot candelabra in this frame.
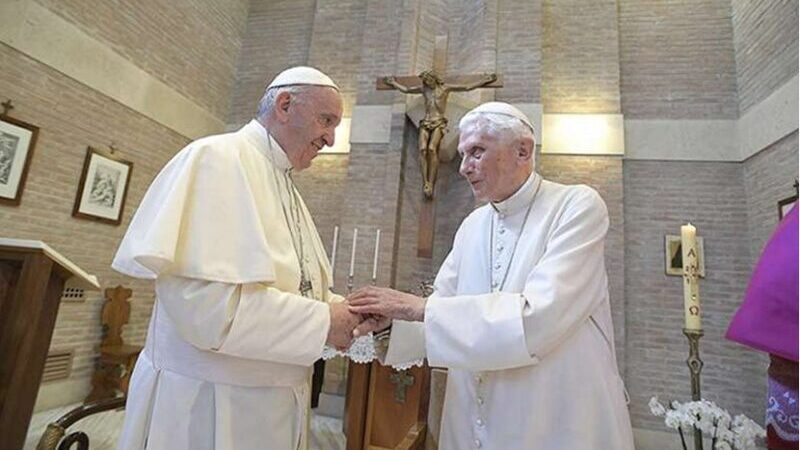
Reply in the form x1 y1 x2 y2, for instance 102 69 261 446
683 328 704 450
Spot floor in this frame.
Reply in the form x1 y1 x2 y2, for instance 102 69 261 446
25 403 346 450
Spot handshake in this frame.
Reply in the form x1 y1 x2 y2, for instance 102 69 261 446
325 286 427 350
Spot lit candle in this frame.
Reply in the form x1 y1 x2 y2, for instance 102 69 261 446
330 226 339 279
349 228 358 277
372 229 381 281
681 223 702 330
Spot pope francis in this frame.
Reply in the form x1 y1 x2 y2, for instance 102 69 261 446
112 67 360 450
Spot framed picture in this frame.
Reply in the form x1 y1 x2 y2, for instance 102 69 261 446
664 235 706 277
0 114 39 205
777 195 797 220
72 147 133 225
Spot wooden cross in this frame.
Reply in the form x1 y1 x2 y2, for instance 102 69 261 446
377 35 502 258
389 369 416 403
101 285 133 347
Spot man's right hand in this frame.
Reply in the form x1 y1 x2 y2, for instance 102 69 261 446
326 302 362 350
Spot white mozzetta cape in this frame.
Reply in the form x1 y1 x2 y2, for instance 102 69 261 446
384 173 635 450
113 121 338 450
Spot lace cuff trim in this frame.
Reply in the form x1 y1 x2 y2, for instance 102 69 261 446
321 333 425 370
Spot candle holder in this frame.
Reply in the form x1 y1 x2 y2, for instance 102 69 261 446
683 328 704 450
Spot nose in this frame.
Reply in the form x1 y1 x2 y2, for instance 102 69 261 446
323 129 335 147
459 155 472 177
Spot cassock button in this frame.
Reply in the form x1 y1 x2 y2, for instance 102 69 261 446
477 397 485 405
494 263 501 270
497 245 504 252
475 374 483 384
476 418 484 427
474 439 482 448
499 228 505 234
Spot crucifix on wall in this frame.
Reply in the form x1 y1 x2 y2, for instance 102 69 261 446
377 35 502 258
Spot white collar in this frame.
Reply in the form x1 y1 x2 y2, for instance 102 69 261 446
241 120 293 171
491 172 540 215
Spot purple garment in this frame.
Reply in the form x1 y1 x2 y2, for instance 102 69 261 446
726 205 798 361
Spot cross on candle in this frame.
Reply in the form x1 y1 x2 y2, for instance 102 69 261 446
681 223 702 331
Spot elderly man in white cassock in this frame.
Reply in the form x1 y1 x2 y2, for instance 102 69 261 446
112 67 362 450
349 102 635 450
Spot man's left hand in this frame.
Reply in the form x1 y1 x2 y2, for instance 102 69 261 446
347 286 426 322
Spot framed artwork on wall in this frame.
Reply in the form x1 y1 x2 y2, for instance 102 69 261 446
0 114 40 206
72 147 133 225
777 180 797 220
664 235 706 278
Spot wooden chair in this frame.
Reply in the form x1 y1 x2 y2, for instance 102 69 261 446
84 286 142 403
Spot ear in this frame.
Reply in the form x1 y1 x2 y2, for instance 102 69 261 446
516 137 534 164
274 91 293 122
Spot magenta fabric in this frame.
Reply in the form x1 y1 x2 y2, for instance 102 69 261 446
726 205 798 362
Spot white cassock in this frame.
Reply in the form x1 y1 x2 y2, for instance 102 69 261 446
112 120 340 450
382 172 635 450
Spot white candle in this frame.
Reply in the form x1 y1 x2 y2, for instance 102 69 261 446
372 229 381 281
681 223 702 330
330 226 339 279
349 228 358 277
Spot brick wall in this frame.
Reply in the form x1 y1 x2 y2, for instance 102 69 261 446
227 0 317 127
35 0 249 120
0 43 189 402
743 131 799 262
618 0 739 119
307 0 369 117
731 0 799 114
542 0 622 113
496 0 542 104
623 160 764 430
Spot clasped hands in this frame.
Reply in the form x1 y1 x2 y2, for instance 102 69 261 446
325 286 427 350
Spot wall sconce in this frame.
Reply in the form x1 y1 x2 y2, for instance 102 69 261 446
542 113 624 155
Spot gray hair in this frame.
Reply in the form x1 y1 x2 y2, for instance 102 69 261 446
458 112 536 145
256 85 311 119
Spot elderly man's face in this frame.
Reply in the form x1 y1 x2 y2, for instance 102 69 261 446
458 122 529 202
280 86 343 170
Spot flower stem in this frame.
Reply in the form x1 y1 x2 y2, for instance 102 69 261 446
679 426 688 450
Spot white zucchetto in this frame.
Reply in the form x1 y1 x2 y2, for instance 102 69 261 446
461 101 535 136
267 66 339 91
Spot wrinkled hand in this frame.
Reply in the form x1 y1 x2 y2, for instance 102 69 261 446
485 73 497 82
347 286 426 323
383 76 396 85
327 302 363 350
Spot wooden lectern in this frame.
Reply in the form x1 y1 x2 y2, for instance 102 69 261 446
0 239 99 450
345 361 430 450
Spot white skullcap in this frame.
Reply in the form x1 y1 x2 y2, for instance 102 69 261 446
267 66 339 91
462 101 535 136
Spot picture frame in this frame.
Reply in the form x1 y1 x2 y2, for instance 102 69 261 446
777 194 797 220
72 147 133 225
664 235 706 277
0 114 39 206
